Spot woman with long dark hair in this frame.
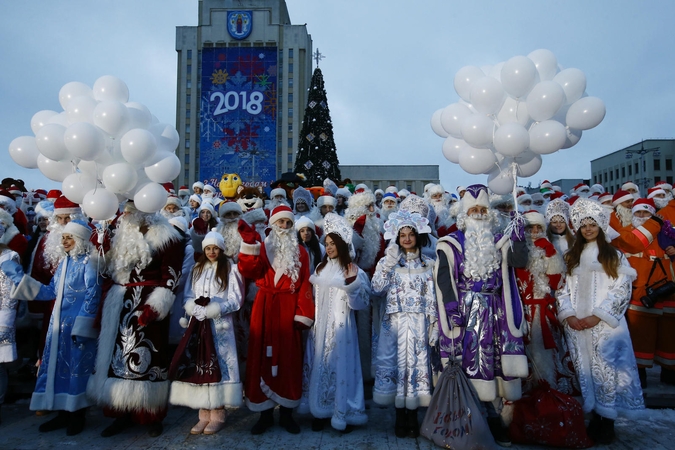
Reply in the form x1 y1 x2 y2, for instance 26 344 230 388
545 198 575 256
295 216 324 273
299 213 370 432
557 199 643 445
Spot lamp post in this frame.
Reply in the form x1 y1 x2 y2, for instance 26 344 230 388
624 140 661 192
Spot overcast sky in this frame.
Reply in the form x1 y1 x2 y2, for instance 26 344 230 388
2 0 674 194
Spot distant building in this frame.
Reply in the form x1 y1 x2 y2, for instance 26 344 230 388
339 165 439 195
591 139 675 195
176 0 312 190
526 179 590 195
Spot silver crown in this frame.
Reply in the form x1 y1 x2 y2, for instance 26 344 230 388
383 209 431 241
323 212 353 244
399 194 429 217
570 198 609 233
545 199 570 223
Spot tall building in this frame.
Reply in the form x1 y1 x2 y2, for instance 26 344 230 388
176 0 312 191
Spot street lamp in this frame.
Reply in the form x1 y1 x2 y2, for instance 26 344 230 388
624 140 661 191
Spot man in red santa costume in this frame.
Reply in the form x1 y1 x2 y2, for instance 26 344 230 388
88 201 185 438
0 188 29 236
237 205 314 435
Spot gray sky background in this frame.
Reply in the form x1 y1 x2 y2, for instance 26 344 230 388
2 0 674 194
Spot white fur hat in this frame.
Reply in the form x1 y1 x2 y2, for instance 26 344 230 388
385 185 398 194
203 184 216 194
165 195 182 208
198 202 215 216
219 201 242 218
169 216 188 233
317 195 337 208
63 219 92 242
295 215 315 232
242 207 267 225
0 209 14 227
270 188 287 199
202 229 225 250
336 188 351 199
398 189 410 198
523 210 546 229
192 181 204 191
621 181 639 194
189 194 201 205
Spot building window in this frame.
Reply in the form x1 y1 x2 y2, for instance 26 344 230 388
668 176 673 185
184 155 189 163
288 154 293 164
635 163 639 174
609 171 613 181
288 124 293 132
186 94 191 104
288 138 293 148
373 183 379 190
187 64 191 73
187 49 192 59
185 169 189 179
289 78 293 87
288 108 293 117
186 109 191 119
187 81 192 89
185 139 190 148
603 172 607 183
289 49 293 58
407 184 413 191
667 159 673 171
621 166 625 178
628 164 632 176
655 159 661 171
655 176 662 183
288 93 293 103
615 169 619 179
288 63 293 73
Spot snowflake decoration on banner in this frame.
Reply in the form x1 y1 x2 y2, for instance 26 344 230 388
309 101 317 109
304 161 314 169
322 161 331 169
211 69 229 85
319 133 327 141
306 133 315 142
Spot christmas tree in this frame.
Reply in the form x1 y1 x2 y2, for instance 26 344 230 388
294 67 341 186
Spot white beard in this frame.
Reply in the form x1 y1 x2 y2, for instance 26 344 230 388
525 232 550 299
108 212 152 281
632 192 641 200
43 222 66 269
615 205 633 227
632 216 650 229
356 215 381 270
216 220 242 258
265 226 300 283
160 209 185 220
380 204 398 220
654 197 669 210
268 198 290 210
461 214 501 281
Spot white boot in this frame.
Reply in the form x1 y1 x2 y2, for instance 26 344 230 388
203 409 227 435
190 409 210 435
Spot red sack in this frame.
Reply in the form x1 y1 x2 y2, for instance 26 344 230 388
169 296 222 384
509 381 593 448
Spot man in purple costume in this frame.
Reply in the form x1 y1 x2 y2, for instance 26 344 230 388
433 184 529 446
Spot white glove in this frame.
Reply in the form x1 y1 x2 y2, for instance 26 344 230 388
192 305 207 322
383 243 400 269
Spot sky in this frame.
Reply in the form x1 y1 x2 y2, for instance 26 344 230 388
2 0 675 194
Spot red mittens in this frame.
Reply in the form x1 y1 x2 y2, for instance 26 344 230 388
238 219 259 244
534 238 556 257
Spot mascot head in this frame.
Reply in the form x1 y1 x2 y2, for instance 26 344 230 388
219 173 243 199
235 185 265 212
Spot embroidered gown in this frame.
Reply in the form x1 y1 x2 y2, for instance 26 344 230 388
299 259 370 430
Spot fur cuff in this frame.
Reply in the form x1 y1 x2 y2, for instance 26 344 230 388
501 354 529 378
205 301 221 319
545 253 564 275
294 315 313 328
240 242 260 256
184 299 196 315
72 316 98 339
470 379 498 402
145 287 175 321
592 307 620 328
10 275 42 301
497 376 523 401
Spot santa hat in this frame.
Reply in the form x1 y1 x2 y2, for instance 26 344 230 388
622 181 639 193
8 185 22 197
35 200 54 219
566 196 580 206
632 198 656 215
424 183 436 194
270 187 287 199
335 187 351 199
456 185 467 195
0 189 15 208
0 209 14 227
612 190 633 207
165 195 182 208
63 219 92 242
178 185 190 196
540 180 553 191
189 194 201 205
523 210 546 229
192 181 204 191
531 192 545 204
589 183 605 195
598 193 613 204
398 189 410 199
218 201 242 218
374 189 384 196
270 205 294 225
53 195 81 216
461 185 490 212
35 189 47 200
354 183 369 194
161 182 175 194
517 193 532 205
46 189 62 201
294 216 315 232
202 229 225 251
317 195 337 208
551 185 562 193
169 216 188 233
384 185 398 194
549 191 565 201
573 183 590 194
427 184 445 196
382 192 398 203
545 199 570 223
655 180 673 193
648 187 666 199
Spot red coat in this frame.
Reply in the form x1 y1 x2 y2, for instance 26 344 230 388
238 240 314 410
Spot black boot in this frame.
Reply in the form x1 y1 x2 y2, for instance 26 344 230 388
406 408 419 438
66 408 86 436
639 367 647 388
101 415 135 437
251 408 274 435
394 407 407 438
39 411 70 433
311 417 328 432
586 412 602 441
596 417 615 445
278 406 300 434
661 368 675 385
487 417 511 447
147 421 164 437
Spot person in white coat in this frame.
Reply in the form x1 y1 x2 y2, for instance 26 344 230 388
299 213 370 432
169 230 244 435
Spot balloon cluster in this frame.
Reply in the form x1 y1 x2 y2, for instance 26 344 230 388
431 49 605 194
8 76 181 219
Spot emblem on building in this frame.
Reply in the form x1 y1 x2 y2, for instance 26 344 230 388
227 11 252 40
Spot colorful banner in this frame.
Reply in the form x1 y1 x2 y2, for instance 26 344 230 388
199 47 277 190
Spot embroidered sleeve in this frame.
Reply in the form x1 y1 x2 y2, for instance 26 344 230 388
343 268 370 311
555 279 576 322
219 264 245 316
370 257 392 295
593 255 635 328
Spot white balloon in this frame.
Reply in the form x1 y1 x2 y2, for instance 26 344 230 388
453 66 485 102
501 55 538 99
496 97 530 127
47 112 70 127
82 187 119 220
487 162 516 195
527 49 558 81
529 120 567 155
62 172 99 204
561 127 582 149
469 77 505 115
77 160 106 180
8 136 41 169
487 62 505 82
460 114 495 149
64 122 105 161
58 81 93 110
566 97 606 130
93 101 130 137
121 128 157 166
65 96 98 125
526 81 566 122
134 182 168 213
30 110 58 134
93 75 129 103
441 136 467 164
440 103 472 138
553 68 587 105
35 123 69 161
459 146 497 175
514 150 543 177
102 162 139 194
145 153 181 183
493 123 530 157
148 123 180 153
430 109 449 138
37 154 73 182
125 102 152 130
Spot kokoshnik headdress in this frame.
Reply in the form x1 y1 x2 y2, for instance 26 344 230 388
383 209 431 241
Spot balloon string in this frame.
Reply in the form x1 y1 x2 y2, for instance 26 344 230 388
503 162 524 251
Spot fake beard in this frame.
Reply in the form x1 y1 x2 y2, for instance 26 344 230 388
357 215 382 270
108 212 153 280
160 209 185 220
461 214 501 281
216 220 242 258
525 236 551 299
615 205 633 227
631 215 650 229
43 222 66 269
654 197 669 210
380 204 398 220
266 225 300 283
268 198 289 210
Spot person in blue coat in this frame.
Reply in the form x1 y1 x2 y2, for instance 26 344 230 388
1 219 101 436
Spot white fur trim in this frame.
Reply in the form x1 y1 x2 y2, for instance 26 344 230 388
72 316 97 339
169 381 243 409
96 377 170 413
205 302 221 319
372 390 395 406
242 207 266 223
501 354 529 378
10 274 42 300
0 224 19 246
184 299 196 315
592 307 620 328
434 237 462 340
545 252 564 276
240 241 260 256
498 238 525 338
294 315 313 327
497 376 523 401
145 286 175 321
179 317 189 328
470 379 498 402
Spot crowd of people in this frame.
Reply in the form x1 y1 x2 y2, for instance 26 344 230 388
0 175 673 447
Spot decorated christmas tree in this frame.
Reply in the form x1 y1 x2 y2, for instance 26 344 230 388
294 66 341 186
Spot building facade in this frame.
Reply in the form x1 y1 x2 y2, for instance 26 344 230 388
591 139 675 195
176 0 312 190
339 165 440 195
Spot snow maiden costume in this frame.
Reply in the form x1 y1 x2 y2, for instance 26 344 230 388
2 220 101 436
299 213 370 431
